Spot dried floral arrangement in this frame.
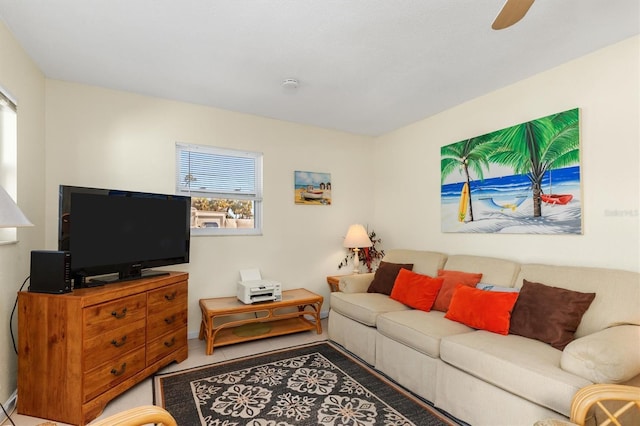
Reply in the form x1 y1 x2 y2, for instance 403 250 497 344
338 229 384 273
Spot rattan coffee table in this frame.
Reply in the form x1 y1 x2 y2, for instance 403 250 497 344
198 288 323 355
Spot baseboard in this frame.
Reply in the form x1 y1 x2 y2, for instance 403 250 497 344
0 389 17 424
187 309 330 340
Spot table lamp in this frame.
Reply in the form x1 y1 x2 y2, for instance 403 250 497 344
343 224 372 274
0 185 33 228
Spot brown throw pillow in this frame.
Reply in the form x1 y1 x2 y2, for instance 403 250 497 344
509 279 596 350
367 261 414 295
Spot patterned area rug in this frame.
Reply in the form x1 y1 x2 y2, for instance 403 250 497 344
153 341 459 425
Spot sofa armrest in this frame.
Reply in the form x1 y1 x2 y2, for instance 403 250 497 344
561 325 640 383
339 273 374 293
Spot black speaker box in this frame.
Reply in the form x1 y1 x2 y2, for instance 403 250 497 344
29 250 72 294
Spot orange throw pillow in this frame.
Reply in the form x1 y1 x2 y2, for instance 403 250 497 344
445 285 519 335
390 268 444 312
432 269 483 312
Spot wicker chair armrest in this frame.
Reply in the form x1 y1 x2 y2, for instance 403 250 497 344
90 405 177 426
570 384 640 426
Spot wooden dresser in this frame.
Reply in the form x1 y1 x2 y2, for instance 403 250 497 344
17 272 188 426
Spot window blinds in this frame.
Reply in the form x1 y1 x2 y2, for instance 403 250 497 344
176 143 262 200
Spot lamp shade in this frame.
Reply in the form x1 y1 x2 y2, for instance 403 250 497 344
0 185 33 228
343 224 372 248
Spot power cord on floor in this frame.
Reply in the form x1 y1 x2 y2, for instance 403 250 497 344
10 276 30 355
1 276 30 426
0 399 16 426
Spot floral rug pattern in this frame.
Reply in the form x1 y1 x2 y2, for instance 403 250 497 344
154 342 456 426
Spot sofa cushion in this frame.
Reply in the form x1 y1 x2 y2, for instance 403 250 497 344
339 273 375 293
377 309 473 358
510 279 596 350
561 325 640 383
330 292 409 326
432 269 483 312
390 269 444 311
381 249 447 276
443 254 520 287
367 261 414 295
440 331 593 416
445 285 519 335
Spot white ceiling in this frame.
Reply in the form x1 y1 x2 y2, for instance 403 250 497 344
0 1 638 136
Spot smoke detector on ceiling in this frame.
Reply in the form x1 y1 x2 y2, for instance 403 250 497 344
282 78 299 89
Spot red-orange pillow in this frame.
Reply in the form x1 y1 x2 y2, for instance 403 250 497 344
445 285 519 335
432 269 483 312
390 269 444 312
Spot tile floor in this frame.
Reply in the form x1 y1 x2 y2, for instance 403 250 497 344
3 319 328 426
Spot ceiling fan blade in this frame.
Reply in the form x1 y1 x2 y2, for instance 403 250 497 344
492 0 535 30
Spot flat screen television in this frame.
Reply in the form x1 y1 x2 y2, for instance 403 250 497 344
58 185 191 286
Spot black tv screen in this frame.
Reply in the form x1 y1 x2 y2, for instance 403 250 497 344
59 185 191 286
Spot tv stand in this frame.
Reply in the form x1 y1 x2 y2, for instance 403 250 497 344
18 272 188 425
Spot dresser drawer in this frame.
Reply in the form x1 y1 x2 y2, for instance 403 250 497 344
84 294 147 339
147 282 187 340
147 305 188 341
83 319 146 371
148 281 187 311
146 328 187 366
83 347 145 402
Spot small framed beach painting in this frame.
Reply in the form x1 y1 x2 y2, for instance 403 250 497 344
441 108 582 234
294 171 332 205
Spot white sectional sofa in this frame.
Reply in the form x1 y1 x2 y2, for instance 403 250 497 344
328 249 640 426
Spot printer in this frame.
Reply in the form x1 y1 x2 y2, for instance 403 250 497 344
237 269 282 304
237 280 282 304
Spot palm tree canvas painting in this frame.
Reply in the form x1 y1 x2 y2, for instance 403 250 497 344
441 108 582 234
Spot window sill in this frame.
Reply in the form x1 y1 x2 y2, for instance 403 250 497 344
191 228 262 237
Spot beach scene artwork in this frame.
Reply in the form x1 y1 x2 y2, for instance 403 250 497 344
294 171 332 205
441 108 582 234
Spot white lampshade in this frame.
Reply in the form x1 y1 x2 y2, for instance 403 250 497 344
343 224 372 248
0 185 33 228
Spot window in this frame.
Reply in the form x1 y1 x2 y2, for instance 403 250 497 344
176 143 263 235
0 89 18 242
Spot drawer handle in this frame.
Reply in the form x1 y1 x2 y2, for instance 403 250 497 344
111 336 127 347
111 307 127 319
164 337 176 348
110 362 127 377
164 291 178 301
164 315 176 325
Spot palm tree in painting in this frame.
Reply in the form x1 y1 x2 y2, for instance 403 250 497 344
441 136 499 222
489 108 579 217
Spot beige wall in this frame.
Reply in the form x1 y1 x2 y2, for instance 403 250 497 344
44 81 374 337
0 23 45 402
373 36 640 272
